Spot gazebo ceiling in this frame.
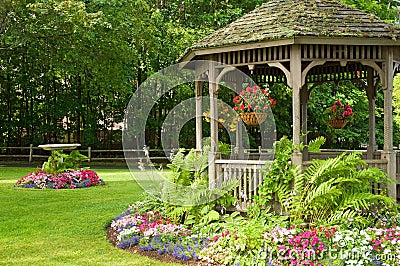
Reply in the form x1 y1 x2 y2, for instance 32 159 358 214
181 0 400 62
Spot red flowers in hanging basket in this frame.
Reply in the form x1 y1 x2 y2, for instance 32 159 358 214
325 101 354 129
233 85 276 113
233 85 276 126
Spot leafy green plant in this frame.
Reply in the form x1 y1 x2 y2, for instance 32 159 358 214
306 136 326 152
250 136 297 216
252 136 395 227
42 150 88 174
162 145 237 226
284 152 396 226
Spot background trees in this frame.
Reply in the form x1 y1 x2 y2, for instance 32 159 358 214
0 0 399 149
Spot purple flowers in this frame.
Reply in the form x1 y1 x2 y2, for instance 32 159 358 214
15 169 103 189
111 207 207 261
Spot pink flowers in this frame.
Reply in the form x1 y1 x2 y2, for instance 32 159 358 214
15 169 103 189
263 226 339 266
327 100 354 120
367 226 400 253
112 211 189 243
233 85 276 114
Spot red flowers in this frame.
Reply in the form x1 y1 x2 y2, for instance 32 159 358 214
232 85 276 114
326 100 354 120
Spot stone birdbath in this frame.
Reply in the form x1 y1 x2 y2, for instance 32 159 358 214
39 143 81 151
38 144 81 162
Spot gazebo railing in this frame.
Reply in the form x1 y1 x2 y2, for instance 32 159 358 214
307 150 382 161
215 159 270 211
307 150 393 175
216 151 395 211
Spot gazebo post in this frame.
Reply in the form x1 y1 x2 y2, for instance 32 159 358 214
291 44 303 166
195 80 204 152
301 85 309 161
381 47 397 200
208 61 219 189
366 67 377 159
235 80 245 160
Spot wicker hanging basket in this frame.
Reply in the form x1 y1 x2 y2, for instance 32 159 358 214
328 119 348 129
239 112 268 126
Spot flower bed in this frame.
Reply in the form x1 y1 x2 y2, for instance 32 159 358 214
109 203 400 266
15 169 104 189
110 204 207 261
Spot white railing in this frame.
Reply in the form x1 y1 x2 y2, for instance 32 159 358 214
215 159 270 211
303 157 389 196
218 156 391 211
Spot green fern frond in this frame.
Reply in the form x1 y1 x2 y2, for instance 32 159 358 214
307 136 326 152
328 209 358 224
303 179 342 207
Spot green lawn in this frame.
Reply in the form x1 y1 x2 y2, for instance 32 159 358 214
0 167 179 265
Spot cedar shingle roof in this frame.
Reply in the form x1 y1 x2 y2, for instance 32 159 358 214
191 0 400 50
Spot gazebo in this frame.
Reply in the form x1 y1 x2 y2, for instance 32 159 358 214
179 0 400 208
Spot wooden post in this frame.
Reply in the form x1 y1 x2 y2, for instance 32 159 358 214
29 144 33 163
195 81 203 152
290 44 303 166
301 85 309 161
208 61 218 189
88 146 92 162
366 67 377 159
381 47 396 200
235 80 245 159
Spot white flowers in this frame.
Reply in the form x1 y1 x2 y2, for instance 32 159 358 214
118 227 139 241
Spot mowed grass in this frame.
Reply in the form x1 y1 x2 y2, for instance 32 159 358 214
0 167 179 266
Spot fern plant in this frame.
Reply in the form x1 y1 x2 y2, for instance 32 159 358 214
307 136 326 152
283 152 396 226
252 136 396 227
163 145 237 225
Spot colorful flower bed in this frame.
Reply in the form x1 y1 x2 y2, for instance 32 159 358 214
15 169 103 189
110 204 207 261
109 203 400 266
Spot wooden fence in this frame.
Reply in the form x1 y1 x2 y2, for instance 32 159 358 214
0 145 177 163
0 145 273 163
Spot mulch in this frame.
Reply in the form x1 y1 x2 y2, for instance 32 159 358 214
106 226 208 265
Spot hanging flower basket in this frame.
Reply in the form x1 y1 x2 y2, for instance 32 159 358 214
233 85 276 126
239 112 268 126
328 118 348 129
325 101 354 129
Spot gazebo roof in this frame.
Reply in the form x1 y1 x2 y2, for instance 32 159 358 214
181 0 400 61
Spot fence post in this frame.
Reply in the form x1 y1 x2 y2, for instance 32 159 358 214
29 144 33 163
88 146 91 162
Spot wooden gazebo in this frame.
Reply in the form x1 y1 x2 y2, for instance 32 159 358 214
180 0 400 208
